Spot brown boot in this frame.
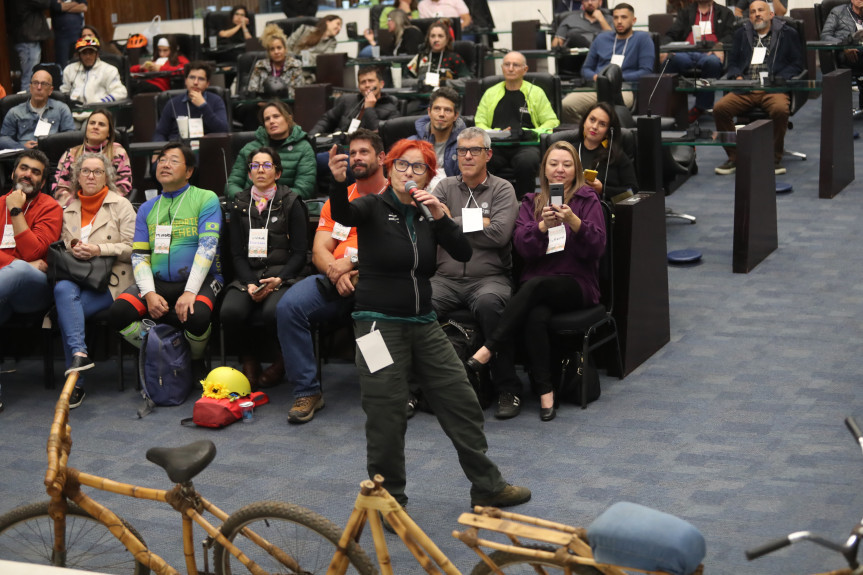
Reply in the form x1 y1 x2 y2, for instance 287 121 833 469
241 355 262 390
258 355 285 388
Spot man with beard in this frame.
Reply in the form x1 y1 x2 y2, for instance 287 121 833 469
275 128 387 424
561 3 655 125
552 0 612 49
0 68 75 150
0 150 62 326
713 0 804 176
60 36 127 123
410 87 466 181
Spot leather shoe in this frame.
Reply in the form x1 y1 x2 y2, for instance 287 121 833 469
540 406 557 422
258 355 285 388
240 355 262 389
464 357 487 375
65 355 94 376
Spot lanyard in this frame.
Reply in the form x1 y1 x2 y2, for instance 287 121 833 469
462 176 487 209
697 5 713 24
248 188 276 231
3 198 33 228
155 188 188 229
611 35 630 59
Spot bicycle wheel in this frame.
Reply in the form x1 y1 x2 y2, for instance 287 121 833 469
0 500 150 574
214 500 376 575
470 548 603 575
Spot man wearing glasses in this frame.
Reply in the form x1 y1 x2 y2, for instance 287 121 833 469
110 143 222 376
0 68 75 150
153 62 229 142
552 0 612 49
430 126 522 418
475 51 560 199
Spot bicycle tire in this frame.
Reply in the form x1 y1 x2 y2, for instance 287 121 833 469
213 500 377 575
470 547 603 575
0 500 150 574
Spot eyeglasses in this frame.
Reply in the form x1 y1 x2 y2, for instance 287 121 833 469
157 157 185 167
456 147 488 157
393 159 429 176
81 168 105 177
249 162 274 171
30 81 52 89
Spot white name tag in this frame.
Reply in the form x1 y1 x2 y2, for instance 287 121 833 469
546 225 566 254
189 117 204 138
347 118 361 134
34 117 53 138
154 224 172 254
177 116 190 139
331 222 351 241
248 228 268 258
461 207 483 233
751 46 767 66
700 21 712 36
424 71 440 87
691 24 703 43
1 224 15 249
610 53 625 67
356 327 394 373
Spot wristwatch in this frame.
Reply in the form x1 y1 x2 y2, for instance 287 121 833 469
350 254 359 268
8 207 22 217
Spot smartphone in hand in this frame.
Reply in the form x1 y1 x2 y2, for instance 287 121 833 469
549 183 564 207
583 169 598 182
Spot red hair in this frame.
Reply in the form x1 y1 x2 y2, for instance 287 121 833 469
384 139 437 174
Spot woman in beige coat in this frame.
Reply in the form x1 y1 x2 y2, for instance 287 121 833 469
54 152 135 408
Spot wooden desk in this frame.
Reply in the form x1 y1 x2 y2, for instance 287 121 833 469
734 119 777 273
819 69 855 198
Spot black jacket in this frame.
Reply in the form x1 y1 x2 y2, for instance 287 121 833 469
282 0 317 18
725 18 804 80
11 0 51 43
329 178 471 317
310 92 400 135
665 1 736 45
228 185 309 286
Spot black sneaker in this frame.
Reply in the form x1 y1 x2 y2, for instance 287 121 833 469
381 504 407 534
64 355 94 376
494 392 521 420
406 394 419 420
69 387 86 409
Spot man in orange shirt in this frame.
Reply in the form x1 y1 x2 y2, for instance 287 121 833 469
275 129 387 424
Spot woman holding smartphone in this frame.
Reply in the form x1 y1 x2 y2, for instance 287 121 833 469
578 102 638 202
465 141 606 421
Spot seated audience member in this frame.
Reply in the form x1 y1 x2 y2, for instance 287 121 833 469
474 51 560 199
286 14 342 66
275 129 387 424
0 68 75 150
130 36 189 94
663 0 735 122
713 0 804 176
431 127 522 419
735 0 785 18
380 0 420 26
246 24 305 99
361 9 420 58
561 3 655 125
227 100 316 200
418 0 471 29
311 66 398 135
466 141 606 422
51 0 87 68
408 19 472 86
820 0 863 77
222 147 309 390
109 143 222 375
54 152 135 409
410 86 466 180
154 62 229 142
219 5 253 43
577 103 638 201
53 109 132 208
552 0 612 48
79 25 122 57
61 36 128 125
0 150 62 326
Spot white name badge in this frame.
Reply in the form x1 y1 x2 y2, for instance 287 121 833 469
34 117 53 138
1 224 15 249
691 24 703 43
344 246 358 260
248 228 268 258
424 71 440 87
546 224 566 254
154 224 172 254
331 222 351 241
347 118 361 134
700 21 712 36
751 46 767 66
461 207 483 233
610 53 625 67
356 328 394 373
176 116 190 139
189 117 204 138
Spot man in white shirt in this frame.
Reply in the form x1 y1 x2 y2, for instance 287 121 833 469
418 0 471 29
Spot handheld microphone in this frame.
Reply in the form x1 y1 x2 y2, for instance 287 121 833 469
405 180 433 220
646 55 672 118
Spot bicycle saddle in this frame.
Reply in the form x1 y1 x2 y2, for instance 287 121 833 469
146 440 217 484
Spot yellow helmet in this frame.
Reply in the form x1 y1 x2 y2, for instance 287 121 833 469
201 366 251 400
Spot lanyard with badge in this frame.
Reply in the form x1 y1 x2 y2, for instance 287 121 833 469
697 6 713 36
751 35 768 66
331 183 387 242
461 181 485 233
610 35 630 68
248 192 275 258
425 51 444 88
1 200 33 249
153 190 188 254
34 112 54 138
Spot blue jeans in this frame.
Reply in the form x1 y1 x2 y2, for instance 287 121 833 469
276 274 354 398
15 42 41 93
54 280 114 387
666 52 724 111
0 259 51 325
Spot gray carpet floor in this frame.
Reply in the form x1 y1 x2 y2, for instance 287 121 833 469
2 94 863 575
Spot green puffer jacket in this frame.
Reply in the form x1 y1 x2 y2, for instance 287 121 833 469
474 80 560 135
226 124 316 200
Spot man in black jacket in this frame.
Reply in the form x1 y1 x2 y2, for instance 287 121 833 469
663 0 736 122
9 0 51 93
310 66 399 135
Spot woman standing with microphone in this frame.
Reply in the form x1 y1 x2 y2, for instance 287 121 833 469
327 139 530 511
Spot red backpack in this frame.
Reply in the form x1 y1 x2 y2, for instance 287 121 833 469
182 391 269 428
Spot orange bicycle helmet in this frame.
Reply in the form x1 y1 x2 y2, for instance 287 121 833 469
127 33 148 49
75 36 101 52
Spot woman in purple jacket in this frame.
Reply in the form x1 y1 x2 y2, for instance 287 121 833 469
466 141 606 421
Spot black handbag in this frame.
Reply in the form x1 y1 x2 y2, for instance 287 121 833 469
46 241 117 292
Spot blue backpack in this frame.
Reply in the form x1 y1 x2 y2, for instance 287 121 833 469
137 324 193 417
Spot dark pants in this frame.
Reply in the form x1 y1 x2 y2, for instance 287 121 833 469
109 276 221 337
488 145 541 200
220 284 288 355
354 319 507 506
487 276 585 395
713 91 790 164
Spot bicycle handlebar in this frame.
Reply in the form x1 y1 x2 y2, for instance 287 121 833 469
745 537 791 560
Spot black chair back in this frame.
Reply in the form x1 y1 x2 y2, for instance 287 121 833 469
237 51 266 97
99 53 131 90
479 73 562 118
815 0 851 74
36 130 84 192
204 10 257 41
369 4 386 35
230 131 257 162
412 17 462 41
452 40 478 77
379 115 423 152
